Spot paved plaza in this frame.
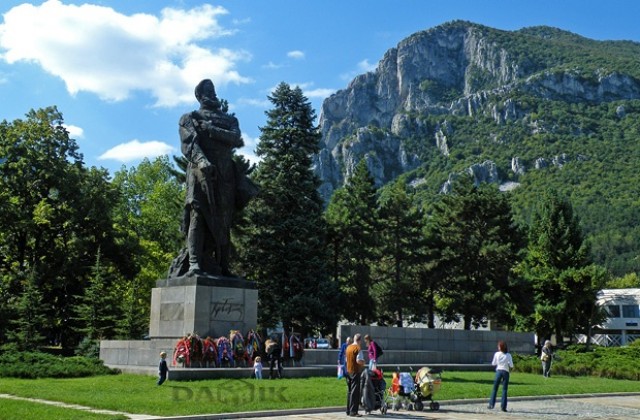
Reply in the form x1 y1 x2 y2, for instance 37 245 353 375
159 393 640 420
3 392 640 419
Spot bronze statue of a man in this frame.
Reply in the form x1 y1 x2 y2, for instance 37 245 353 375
170 79 254 277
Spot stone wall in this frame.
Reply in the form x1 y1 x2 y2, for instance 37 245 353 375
337 325 534 364
100 339 175 367
100 327 535 369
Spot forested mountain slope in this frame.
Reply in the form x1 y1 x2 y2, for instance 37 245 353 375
314 21 640 275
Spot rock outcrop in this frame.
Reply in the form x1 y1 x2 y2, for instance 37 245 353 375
314 21 640 201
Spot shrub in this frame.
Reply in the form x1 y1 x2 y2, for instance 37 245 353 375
0 351 118 379
75 337 100 359
513 344 640 380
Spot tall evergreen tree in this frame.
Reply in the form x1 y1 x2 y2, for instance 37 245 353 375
427 177 522 329
240 83 338 334
8 269 47 351
325 159 379 325
374 180 426 326
515 190 592 342
74 249 119 341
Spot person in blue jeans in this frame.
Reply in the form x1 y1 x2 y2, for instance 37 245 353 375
488 340 514 412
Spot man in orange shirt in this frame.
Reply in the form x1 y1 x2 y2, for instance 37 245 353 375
345 333 365 417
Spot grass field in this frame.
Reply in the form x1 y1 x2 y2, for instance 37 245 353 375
0 371 639 419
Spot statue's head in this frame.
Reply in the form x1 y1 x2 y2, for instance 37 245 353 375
195 79 220 110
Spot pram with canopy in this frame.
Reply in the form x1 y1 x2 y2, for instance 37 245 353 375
361 367 388 415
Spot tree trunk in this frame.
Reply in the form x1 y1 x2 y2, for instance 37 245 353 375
464 315 471 330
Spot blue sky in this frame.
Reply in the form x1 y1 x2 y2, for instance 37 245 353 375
1 0 640 176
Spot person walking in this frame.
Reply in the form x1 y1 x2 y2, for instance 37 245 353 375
541 340 554 377
364 334 383 371
345 333 365 417
265 338 282 379
488 340 513 412
157 351 169 386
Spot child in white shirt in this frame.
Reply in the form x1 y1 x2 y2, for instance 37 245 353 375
253 356 263 379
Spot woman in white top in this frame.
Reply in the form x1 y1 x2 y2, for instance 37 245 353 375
488 340 514 412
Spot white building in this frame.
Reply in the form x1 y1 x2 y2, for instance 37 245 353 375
580 288 640 347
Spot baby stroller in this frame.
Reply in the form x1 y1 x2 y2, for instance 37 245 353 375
387 367 441 411
361 368 388 415
412 367 441 411
387 371 415 411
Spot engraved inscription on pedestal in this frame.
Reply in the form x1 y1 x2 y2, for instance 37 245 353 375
211 298 243 321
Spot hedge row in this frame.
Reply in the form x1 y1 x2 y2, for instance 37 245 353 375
0 351 118 379
513 341 640 380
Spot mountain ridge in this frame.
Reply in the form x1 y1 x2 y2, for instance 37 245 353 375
314 20 640 275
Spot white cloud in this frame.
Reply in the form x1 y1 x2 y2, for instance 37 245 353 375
280 82 334 100
238 97 271 108
340 58 379 81
239 133 260 164
304 88 335 99
98 139 175 162
232 17 251 25
0 0 252 107
358 59 377 72
63 124 84 139
287 50 305 60
263 61 283 70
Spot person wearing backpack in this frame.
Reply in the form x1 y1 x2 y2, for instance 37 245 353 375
364 334 383 370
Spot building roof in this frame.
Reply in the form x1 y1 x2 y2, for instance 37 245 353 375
597 288 640 304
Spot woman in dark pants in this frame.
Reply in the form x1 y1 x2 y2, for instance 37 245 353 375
488 340 514 412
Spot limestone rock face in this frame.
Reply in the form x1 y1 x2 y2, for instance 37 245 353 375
314 21 640 201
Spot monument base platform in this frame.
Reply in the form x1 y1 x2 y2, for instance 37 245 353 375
149 273 258 339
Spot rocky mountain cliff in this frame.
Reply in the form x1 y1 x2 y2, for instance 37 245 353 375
315 21 640 200
314 21 640 276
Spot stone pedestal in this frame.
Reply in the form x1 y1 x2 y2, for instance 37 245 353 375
149 274 258 339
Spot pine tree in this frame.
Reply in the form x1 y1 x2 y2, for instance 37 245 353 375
516 190 592 342
74 249 119 341
325 159 379 324
240 83 338 334
8 269 47 351
374 180 426 326
427 177 522 329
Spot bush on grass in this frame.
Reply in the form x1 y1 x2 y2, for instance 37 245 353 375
0 350 119 378
513 343 640 380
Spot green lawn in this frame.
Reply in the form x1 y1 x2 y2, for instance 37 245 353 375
0 397 126 420
0 371 639 418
